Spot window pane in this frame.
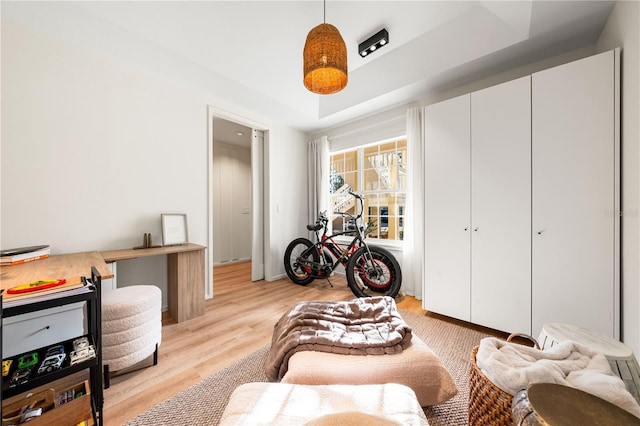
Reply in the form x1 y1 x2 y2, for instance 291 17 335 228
364 145 378 168
364 168 379 190
329 137 407 242
344 151 358 172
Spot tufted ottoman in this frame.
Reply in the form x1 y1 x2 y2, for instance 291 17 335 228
280 334 458 407
102 285 162 388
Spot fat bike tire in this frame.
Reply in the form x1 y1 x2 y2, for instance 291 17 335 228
284 238 319 286
346 245 402 298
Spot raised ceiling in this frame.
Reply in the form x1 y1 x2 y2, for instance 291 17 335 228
4 1 615 133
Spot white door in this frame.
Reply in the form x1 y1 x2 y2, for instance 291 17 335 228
471 76 532 334
251 129 265 281
213 144 233 263
424 94 471 321
532 50 617 338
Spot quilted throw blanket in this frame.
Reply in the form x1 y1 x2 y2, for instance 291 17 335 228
265 296 412 381
477 337 640 418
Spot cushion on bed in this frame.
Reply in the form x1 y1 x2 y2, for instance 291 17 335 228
219 382 429 425
280 334 457 407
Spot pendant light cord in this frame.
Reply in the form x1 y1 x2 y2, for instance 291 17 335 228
323 0 326 23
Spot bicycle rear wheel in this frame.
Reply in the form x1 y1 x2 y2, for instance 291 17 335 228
346 245 402 298
284 238 319 285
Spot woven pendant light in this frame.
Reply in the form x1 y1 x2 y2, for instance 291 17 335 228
303 2 347 94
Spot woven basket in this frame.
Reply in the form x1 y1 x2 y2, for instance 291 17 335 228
468 334 540 426
469 345 513 426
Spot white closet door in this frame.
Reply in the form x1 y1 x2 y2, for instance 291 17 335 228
532 50 617 338
471 76 532 334
424 94 471 321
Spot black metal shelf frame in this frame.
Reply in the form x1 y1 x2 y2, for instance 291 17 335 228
1 266 103 425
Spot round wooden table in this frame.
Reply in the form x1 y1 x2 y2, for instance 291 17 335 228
512 383 640 425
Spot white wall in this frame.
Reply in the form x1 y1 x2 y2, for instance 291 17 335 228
597 0 640 356
1 20 207 254
213 141 252 265
1 5 307 295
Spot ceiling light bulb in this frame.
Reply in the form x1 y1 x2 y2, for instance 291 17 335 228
237 132 243 136
361 51 368 56
371 45 376 51
380 39 387 46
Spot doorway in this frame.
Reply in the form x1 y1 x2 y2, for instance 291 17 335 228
207 106 266 298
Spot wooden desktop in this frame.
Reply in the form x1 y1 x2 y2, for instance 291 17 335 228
0 251 114 290
1 244 206 323
101 243 206 323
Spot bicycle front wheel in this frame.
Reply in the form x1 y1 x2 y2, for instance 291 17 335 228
284 238 319 285
346 245 402 298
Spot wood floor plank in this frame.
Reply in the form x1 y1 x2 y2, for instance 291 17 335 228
102 261 425 425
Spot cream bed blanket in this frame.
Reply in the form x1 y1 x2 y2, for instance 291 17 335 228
265 296 412 381
477 337 640 418
219 382 429 425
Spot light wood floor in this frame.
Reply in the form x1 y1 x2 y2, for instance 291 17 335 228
102 261 427 425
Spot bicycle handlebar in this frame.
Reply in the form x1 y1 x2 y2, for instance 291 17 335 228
317 192 364 227
348 190 363 200
348 191 364 219
314 191 367 237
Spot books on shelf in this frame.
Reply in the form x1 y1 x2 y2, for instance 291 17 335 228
2 278 91 308
0 246 50 266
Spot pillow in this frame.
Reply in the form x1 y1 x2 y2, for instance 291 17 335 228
281 334 457 406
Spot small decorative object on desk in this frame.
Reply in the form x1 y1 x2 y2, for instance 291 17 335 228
133 233 161 250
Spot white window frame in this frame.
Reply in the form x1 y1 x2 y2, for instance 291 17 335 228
330 135 407 248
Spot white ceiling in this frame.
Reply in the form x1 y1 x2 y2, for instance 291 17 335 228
5 1 615 136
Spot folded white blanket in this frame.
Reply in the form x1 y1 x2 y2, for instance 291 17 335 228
476 337 640 418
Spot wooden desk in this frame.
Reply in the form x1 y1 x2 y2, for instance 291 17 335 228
101 243 206 323
0 251 113 291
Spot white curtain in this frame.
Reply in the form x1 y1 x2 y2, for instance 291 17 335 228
308 136 330 228
402 107 424 299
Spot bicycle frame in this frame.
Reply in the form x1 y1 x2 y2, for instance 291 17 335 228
298 192 380 278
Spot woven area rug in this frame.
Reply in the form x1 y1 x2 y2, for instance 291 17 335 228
124 310 491 425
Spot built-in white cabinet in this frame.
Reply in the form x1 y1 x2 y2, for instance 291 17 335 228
424 49 619 337
470 76 531 333
424 94 471 322
531 49 619 338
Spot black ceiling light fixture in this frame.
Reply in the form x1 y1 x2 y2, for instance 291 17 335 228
358 28 389 58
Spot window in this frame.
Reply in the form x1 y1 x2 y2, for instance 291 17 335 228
330 137 407 241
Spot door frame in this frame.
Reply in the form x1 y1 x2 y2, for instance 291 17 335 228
207 105 268 298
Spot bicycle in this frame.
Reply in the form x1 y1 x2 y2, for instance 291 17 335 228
283 191 402 298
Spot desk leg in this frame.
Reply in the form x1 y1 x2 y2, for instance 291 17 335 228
167 249 205 322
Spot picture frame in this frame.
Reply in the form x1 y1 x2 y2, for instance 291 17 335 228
161 213 188 246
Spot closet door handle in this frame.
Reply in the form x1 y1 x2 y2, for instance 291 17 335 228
464 227 469 231
474 227 479 232
537 229 545 235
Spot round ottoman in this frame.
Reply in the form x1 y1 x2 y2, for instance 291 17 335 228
102 285 162 388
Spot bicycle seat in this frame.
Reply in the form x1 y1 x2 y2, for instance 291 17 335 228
307 224 323 231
